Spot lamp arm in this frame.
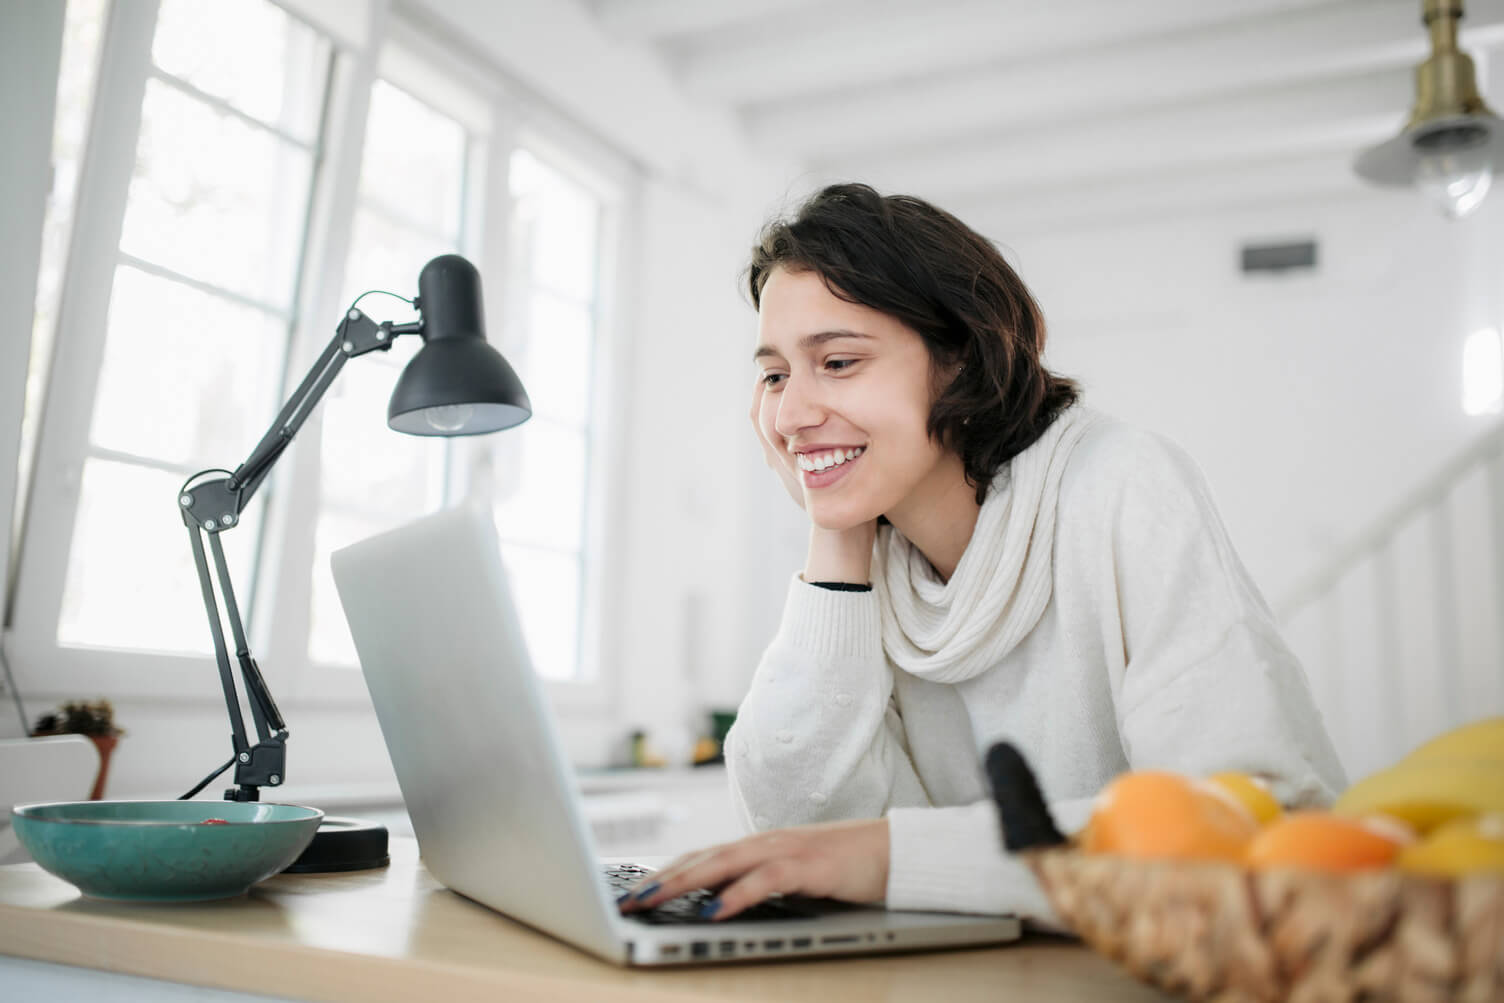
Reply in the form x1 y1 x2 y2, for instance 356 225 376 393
177 308 412 801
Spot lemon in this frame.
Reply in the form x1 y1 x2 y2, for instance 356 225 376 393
1397 813 1504 877
1208 772 1283 826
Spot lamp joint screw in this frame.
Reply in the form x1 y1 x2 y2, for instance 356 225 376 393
270 775 280 785
348 308 360 321
238 753 251 764
179 494 193 507
203 520 216 530
342 341 354 353
221 514 236 527
375 327 387 341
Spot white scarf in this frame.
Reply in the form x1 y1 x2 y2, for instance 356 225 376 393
873 405 1102 684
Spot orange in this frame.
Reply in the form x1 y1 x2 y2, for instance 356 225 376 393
1245 812 1414 872
1208 772 1283 826
1081 771 1258 862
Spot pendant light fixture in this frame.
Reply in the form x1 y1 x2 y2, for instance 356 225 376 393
1355 0 1504 219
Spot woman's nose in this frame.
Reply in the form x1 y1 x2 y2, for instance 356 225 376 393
773 375 825 439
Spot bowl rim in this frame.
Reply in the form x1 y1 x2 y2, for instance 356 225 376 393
10 800 325 826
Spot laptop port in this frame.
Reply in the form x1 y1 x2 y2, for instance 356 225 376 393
819 935 861 945
719 940 736 956
660 944 681 957
792 937 813 949
763 939 784 950
691 941 710 958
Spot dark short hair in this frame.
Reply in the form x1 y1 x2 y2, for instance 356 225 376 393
748 183 1079 503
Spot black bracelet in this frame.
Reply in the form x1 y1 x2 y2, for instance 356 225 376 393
809 581 873 592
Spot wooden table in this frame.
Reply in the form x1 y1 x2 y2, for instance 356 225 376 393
0 838 1173 1001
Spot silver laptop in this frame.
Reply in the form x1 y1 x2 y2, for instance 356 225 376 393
331 504 1021 966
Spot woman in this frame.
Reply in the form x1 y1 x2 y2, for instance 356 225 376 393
619 183 1345 925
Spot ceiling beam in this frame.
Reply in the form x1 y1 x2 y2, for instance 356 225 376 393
588 0 823 42
747 0 1504 165
954 150 1375 238
677 0 1344 106
811 68 1411 203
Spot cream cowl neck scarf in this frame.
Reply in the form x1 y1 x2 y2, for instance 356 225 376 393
872 405 1103 685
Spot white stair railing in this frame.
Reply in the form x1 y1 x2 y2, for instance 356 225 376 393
1276 418 1504 781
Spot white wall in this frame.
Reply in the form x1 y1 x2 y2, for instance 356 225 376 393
994 187 1504 781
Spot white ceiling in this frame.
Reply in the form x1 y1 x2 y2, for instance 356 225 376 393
582 0 1504 230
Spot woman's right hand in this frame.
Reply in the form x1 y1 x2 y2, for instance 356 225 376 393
751 376 804 509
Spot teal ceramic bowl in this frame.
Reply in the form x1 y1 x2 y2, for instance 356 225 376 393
11 800 324 902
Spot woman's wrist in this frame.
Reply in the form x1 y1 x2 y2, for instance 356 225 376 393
804 522 877 584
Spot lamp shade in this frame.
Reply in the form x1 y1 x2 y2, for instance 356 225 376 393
387 254 532 436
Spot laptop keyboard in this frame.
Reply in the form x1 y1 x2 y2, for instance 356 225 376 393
603 864 858 926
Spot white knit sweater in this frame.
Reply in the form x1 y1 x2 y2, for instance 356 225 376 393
724 413 1347 923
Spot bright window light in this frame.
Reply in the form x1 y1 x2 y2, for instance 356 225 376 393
1463 327 1504 416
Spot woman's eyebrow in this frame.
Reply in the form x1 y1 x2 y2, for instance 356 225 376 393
752 329 875 362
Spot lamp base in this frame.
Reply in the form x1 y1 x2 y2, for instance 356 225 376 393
282 816 389 873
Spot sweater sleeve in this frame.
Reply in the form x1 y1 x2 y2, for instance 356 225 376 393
725 575 930 832
1102 430 1348 808
884 797 1095 927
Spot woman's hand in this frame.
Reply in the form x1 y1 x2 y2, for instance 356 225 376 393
617 818 890 922
751 376 804 509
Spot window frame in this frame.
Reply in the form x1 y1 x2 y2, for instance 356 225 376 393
8 0 634 724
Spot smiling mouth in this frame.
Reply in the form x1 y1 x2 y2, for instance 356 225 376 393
796 446 865 472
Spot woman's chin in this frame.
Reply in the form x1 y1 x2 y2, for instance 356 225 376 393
807 503 882 534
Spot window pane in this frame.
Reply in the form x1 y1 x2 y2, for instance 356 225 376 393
120 79 314 309
492 418 586 554
318 344 447 513
520 290 593 425
152 0 327 142
59 459 255 653
90 265 285 468
511 149 598 301
358 80 466 237
341 209 453 317
499 543 580 682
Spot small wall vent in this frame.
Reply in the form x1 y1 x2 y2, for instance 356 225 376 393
1240 239 1317 274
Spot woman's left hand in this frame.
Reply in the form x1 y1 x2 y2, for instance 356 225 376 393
617 818 890 921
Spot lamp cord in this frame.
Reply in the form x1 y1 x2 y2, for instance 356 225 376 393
179 755 236 800
349 289 414 312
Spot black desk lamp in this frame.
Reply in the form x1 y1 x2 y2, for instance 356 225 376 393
176 254 530 871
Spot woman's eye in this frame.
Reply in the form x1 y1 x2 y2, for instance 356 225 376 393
761 372 787 388
825 358 858 373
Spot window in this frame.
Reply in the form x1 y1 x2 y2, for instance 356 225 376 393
57 0 331 654
492 150 605 682
306 78 477 668
10 0 627 706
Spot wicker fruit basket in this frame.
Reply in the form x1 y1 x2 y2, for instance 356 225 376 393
985 744 1504 1003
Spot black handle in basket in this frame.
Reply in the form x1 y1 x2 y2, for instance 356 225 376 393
984 741 1069 853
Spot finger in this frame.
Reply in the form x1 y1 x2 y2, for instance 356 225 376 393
616 846 724 911
621 837 773 913
701 858 805 922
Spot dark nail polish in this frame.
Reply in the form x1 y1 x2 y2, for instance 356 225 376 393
699 898 722 919
632 881 661 901
616 891 631 905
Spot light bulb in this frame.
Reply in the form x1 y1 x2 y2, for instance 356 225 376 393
1414 126 1494 219
423 403 474 433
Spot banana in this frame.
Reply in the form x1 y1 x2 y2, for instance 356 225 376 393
1397 814 1504 877
1402 716 1504 764
1333 760 1504 833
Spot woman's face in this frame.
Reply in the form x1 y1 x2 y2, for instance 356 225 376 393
754 266 955 531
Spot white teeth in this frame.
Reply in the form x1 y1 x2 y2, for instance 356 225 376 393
797 446 865 472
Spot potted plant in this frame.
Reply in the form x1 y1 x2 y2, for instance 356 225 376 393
31 699 125 800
